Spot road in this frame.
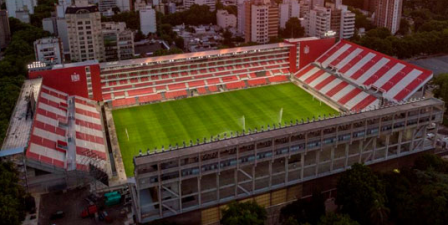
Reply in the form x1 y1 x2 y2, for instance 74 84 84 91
407 55 448 76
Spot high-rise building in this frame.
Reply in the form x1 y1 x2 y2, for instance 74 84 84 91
134 0 148 11
305 6 330 38
102 22 134 61
237 0 247 34
374 0 402 34
244 0 278 44
56 0 72 18
183 0 216 11
34 37 64 65
279 0 300 29
5 0 37 18
66 1 105 62
217 10 237 29
326 1 355 39
302 0 354 40
116 0 132 12
0 10 11 49
98 0 116 12
140 6 157 35
42 17 58 34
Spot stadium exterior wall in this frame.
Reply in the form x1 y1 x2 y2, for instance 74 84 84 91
28 62 103 101
131 98 444 224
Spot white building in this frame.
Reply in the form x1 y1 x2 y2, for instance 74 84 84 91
34 37 64 65
168 2 176 14
98 0 116 12
306 6 331 38
184 0 216 11
249 4 270 43
140 6 157 35
116 0 132 11
134 0 148 11
279 0 300 29
5 0 37 18
56 0 72 18
237 0 246 34
66 1 105 62
216 10 237 29
338 5 355 39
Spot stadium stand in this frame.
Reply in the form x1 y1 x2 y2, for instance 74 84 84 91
26 86 107 172
99 44 292 106
316 40 432 102
295 64 380 112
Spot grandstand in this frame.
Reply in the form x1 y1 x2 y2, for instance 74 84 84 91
99 43 293 107
24 85 110 191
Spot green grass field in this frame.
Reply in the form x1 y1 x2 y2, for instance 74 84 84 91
112 83 337 176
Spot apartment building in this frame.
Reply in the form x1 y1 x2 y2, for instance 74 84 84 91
244 0 278 43
139 6 157 35
102 22 134 61
279 0 300 29
305 6 331 38
217 10 237 29
374 0 402 34
33 37 64 65
66 1 105 62
184 0 216 11
5 0 37 18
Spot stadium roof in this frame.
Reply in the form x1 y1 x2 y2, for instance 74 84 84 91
26 85 108 172
315 40 433 103
100 42 295 70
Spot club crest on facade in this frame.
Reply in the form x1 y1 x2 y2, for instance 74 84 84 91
304 45 310 54
71 73 80 82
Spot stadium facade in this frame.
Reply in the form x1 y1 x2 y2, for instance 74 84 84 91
0 37 444 224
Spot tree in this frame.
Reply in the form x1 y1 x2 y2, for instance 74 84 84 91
174 36 185 49
318 213 359 225
432 73 448 105
397 18 410 35
0 162 26 225
279 192 326 225
134 30 146 42
220 201 267 225
335 163 387 225
281 17 305 38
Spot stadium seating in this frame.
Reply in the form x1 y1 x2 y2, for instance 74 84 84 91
100 47 292 106
26 86 107 173
316 40 432 102
295 64 379 112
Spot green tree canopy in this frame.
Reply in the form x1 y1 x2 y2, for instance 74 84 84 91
220 201 267 225
281 17 305 38
335 163 388 225
0 162 26 225
279 192 326 225
318 213 360 225
432 73 448 105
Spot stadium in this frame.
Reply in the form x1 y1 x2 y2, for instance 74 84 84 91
1 37 444 224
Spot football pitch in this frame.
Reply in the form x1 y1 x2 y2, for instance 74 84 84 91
112 83 338 176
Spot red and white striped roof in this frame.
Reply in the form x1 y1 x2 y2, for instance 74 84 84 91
26 86 107 172
295 64 379 112
316 40 432 102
